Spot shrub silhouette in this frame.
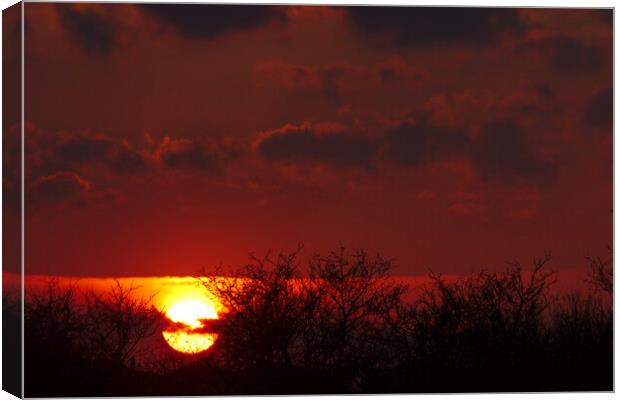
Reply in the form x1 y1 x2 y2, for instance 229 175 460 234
586 246 613 295
199 248 323 369
546 249 613 391
21 247 613 396
198 247 407 392
83 280 161 366
378 253 556 391
304 248 407 389
24 280 91 396
24 280 166 396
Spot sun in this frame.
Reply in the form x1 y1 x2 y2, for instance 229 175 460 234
162 299 219 354
162 330 218 354
166 300 218 328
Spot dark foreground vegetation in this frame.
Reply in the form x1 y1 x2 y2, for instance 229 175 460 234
6 247 613 396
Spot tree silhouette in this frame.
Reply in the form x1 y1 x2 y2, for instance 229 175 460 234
304 248 407 388
586 246 613 295
24 279 164 396
25 279 85 362
24 280 90 396
198 247 321 370
83 280 161 367
380 253 557 391
20 248 613 395
199 247 411 391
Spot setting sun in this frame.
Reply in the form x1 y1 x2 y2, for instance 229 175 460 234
166 300 218 329
163 299 219 354
162 330 218 355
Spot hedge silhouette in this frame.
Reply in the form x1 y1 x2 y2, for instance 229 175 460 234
17 247 613 396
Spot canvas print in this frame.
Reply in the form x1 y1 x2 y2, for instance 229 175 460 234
2 3 613 397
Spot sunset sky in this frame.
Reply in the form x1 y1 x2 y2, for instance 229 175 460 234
4 4 612 280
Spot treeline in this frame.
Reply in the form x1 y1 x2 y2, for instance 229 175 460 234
6 247 613 396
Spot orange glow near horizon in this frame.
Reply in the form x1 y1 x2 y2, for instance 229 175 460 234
16 274 228 354
16 271 593 356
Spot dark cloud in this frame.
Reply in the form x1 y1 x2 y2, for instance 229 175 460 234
140 4 287 39
20 124 243 209
25 125 238 180
257 123 376 167
471 120 557 186
585 87 613 131
346 7 524 47
156 137 228 173
112 148 150 174
257 117 557 189
384 116 469 166
520 36 608 75
29 172 91 204
57 137 114 164
55 5 118 55
56 136 148 174
548 37 607 75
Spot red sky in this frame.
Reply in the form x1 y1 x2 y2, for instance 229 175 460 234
4 4 612 282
